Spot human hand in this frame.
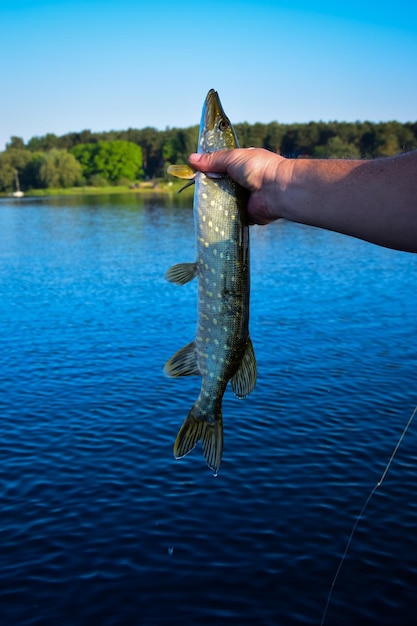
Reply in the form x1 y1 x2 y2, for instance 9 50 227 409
189 148 290 225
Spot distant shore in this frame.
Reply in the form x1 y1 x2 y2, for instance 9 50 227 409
1 179 193 199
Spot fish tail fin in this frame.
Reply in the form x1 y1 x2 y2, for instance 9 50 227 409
174 408 223 476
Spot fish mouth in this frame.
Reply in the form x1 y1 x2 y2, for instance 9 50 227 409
198 88 238 153
203 89 227 132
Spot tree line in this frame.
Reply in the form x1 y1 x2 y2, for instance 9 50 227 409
1 119 416 192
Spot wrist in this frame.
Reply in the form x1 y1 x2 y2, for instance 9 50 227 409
266 155 295 221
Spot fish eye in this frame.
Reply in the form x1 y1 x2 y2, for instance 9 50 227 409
218 120 229 131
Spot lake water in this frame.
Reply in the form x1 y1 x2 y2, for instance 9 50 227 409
1 193 417 625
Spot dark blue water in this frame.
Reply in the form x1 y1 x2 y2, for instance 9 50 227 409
1 193 417 625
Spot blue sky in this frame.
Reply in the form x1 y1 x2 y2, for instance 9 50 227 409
0 0 416 150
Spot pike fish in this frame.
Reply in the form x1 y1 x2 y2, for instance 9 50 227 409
164 89 257 474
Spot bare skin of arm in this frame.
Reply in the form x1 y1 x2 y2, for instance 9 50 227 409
189 148 417 253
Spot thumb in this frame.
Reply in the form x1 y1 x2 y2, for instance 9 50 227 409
189 151 230 174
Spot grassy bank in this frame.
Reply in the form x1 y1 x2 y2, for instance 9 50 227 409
1 179 193 199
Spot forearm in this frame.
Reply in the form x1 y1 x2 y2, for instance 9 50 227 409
190 148 417 252
280 150 417 252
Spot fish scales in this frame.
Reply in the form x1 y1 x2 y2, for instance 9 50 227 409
195 174 249 399
164 89 257 474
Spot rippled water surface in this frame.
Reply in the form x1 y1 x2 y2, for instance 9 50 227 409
1 193 417 625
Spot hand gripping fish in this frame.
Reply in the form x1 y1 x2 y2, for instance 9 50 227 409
164 89 257 475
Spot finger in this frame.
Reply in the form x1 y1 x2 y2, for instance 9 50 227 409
189 151 233 173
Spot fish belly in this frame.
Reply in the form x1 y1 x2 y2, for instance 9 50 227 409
194 174 249 408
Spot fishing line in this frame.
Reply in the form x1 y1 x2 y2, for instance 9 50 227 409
320 402 417 626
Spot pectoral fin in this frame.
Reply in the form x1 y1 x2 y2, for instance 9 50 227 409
165 262 198 285
167 164 197 192
164 341 200 377
178 179 195 192
231 337 257 398
167 164 196 179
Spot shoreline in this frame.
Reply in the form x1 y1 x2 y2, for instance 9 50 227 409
1 179 193 199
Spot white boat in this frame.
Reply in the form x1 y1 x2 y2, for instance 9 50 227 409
11 171 24 198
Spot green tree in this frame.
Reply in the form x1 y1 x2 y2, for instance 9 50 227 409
0 158 16 191
21 152 44 190
281 126 301 156
359 123 383 157
13 119 416 192
315 136 360 158
37 149 83 188
162 127 198 167
393 122 417 152
247 122 268 148
0 148 33 191
6 136 26 151
71 140 143 184
263 122 286 153
26 136 45 152
234 122 253 147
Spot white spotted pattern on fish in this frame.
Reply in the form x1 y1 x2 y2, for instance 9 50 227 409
164 89 257 474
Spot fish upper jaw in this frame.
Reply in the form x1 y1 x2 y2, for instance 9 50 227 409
203 89 225 132
198 89 239 153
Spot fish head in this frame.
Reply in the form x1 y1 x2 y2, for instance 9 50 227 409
198 89 239 154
